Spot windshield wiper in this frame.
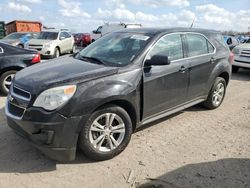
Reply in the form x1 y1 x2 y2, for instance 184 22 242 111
78 55 106 65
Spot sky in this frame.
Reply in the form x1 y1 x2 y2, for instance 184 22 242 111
0 0 249 33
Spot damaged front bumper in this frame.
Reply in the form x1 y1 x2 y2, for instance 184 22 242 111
5 99 82 161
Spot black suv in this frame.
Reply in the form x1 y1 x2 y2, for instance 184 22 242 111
6 28 232 161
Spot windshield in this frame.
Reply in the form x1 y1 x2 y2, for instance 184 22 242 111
78 32 152 66
4 33 27 40
36 32 58 40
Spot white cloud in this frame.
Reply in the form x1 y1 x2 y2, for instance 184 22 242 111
39 16 44 21
106 0 126 9
195 4 249 31
19 0 42 3
8 2 31 13
135 12 158 22
113 8 135 21
128 0 189 8
196 4 233 25
95 7 196 28
57 0 91 18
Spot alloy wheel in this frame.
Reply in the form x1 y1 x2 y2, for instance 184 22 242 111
212 82 225 106
89 113 126 152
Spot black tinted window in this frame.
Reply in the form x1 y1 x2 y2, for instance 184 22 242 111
149 34 183 61
37 32 58 40
186 34 211 56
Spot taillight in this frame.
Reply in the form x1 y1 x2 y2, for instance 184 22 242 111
229 51 234 64
31 53 41 64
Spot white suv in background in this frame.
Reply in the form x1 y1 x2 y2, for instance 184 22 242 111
28 30 76 59
232 38 250 72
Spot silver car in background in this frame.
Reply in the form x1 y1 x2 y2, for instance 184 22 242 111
0 32 37 48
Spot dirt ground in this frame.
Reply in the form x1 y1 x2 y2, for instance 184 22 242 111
0 70 249 188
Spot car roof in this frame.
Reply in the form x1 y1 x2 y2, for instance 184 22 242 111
117 27 220 36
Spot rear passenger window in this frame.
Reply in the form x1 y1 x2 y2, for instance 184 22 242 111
64 32 71 38
186 34 214 56
148 34 183 61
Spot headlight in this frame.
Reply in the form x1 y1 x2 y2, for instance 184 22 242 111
232 47 240 54
33 85 76 111
44 43 52 48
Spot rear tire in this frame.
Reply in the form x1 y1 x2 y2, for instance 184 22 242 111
78 105 133 161
232 66 239 73
17 44 24 48
0 70 17 95
203 77 226 109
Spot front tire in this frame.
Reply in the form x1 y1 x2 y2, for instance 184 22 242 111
78 105 133 161
0 70 17 95
53 47 60 58
203 77 226 109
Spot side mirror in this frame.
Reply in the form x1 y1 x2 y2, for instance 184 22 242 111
145 55 171 66
60 36 65 40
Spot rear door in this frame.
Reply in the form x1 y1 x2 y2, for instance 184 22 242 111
143 33 189 119
184 33 216 100
63 32 73 51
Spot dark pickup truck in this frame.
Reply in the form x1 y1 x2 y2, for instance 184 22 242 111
6 28 232 161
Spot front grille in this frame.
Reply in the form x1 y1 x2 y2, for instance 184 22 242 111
29 44 43 47
241 50 250 57
8 102 25 118
13 86 31 100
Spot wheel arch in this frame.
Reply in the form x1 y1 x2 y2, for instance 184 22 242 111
0 66 23 76
55 46 60 54
92 99 138 132
218 71 230 85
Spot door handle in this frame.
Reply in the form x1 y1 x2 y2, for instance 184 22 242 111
179 66 187 73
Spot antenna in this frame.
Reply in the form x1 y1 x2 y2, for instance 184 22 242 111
190 17 195 28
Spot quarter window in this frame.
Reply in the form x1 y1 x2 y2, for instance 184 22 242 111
148 34 183 61
186 34 214 56
207 41 214 53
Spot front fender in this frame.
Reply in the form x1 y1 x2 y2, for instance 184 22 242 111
59 68 142 118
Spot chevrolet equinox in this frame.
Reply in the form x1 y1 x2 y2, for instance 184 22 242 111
6 28 232 161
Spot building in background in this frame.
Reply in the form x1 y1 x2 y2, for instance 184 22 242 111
5 20 42 35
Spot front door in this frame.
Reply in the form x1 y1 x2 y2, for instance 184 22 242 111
143 34 189 119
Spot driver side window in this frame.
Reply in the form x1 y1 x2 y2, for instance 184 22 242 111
148 34 183 62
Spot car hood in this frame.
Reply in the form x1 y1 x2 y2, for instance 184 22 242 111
28 39 53 45
236 43 250 50
1 39 19 45
14 56 119 95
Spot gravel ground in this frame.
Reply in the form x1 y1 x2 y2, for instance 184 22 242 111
0 69 249 188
